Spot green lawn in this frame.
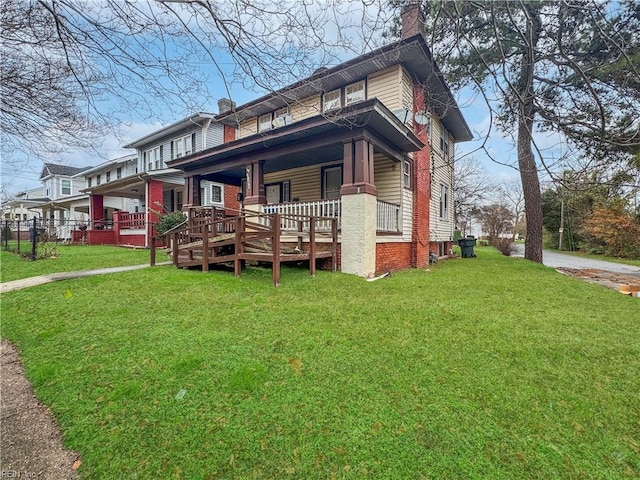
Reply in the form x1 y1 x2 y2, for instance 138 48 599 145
1 248 639 479
0 245 166 282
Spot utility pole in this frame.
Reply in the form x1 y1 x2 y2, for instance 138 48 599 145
559 194 564 251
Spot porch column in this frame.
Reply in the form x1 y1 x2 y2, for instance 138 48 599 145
340 137 377 277
90 194 104 225
243 161 266 209
146 179 164 246
184 175 202 208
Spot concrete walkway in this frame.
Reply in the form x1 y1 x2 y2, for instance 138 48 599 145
0 262 172 294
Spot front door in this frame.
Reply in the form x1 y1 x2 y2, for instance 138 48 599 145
266 184 281 204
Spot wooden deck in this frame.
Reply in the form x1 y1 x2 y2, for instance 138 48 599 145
150 207 338 286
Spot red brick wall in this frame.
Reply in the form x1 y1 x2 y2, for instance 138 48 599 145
411 82 432 268
223 124 236 143
224 184 240 212
85 229 116 245
376 242 412 274
147 179 164 239
118 234 145 247
90 195 104 223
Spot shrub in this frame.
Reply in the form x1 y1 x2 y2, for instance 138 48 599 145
156 211 187 235
492 237 517 256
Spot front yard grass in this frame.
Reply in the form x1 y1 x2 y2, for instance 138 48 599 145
1 248 639 479
0 245 166 282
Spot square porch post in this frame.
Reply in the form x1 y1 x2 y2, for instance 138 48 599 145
340 137 378 277
184 175 202 208
243 161 266 210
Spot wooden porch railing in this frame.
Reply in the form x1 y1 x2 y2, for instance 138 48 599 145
151 208 338 286
376 200 400 233
262 200 341 231
261 198 401 233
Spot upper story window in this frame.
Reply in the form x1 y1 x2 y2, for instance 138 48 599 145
440 124 450 157
323 89 341 111
61 179 71 195
106 171 111 182
87 177 92 188
145 146 161 171
345 80 365 105
96 174 101 185
273 107 289 128
116 167 122 179
403 160 411 188
259 113 272 132
173 134 194 159
439 184 449 219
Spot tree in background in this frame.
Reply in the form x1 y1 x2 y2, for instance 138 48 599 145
1 0 390 165
585 201 640 258
392 0 640 263
453 157 496 236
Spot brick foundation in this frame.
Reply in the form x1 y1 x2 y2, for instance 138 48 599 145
376 242 412 274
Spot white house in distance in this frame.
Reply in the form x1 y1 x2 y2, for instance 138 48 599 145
79 111 239 247
2 186 47 221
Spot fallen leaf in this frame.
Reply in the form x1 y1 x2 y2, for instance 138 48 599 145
65 289 73 299
288 357 304 375
72 459 82 470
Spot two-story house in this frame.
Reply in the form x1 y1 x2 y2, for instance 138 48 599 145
166 5 471 276
81 112 238 246
2 186 47 222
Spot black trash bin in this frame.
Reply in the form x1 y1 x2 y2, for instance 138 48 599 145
458 237 477 258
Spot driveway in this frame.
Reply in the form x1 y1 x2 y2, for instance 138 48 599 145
513 246 640 291
542 250 640 278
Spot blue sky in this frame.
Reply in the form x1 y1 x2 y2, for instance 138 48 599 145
2 1 552 196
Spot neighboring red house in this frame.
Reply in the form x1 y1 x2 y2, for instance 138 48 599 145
166 5 471 276
79 113 239 247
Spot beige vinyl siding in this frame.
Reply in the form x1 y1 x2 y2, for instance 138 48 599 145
401 188 413 241
429 123 455 242
401 67 414 126
264 162 341 201
289 94 321 122
367 65 402 113
373 154 401 205
239 118 257 138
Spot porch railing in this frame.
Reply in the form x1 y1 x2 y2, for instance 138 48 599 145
262 200 341 231
376 200 400 233
116 212 145 230
261 199 401 233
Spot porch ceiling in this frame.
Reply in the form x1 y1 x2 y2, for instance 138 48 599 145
169 99 425 181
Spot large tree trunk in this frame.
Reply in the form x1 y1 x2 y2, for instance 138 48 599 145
517 3 543 264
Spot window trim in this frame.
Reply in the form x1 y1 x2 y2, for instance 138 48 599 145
439 184 449 220
321 164 343 200
345 80 366 106
402 160 411 189
322 89 342 112
258 113 272 132
61 179 71 195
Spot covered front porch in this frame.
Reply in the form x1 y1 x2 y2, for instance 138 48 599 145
168 99 425 276
77 171 184 247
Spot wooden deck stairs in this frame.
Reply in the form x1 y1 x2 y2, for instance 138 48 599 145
151 207 338 286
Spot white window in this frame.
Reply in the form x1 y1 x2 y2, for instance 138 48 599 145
345 80 365 105
323 89 341 111
61 179 71 195
173 135 193 159
87 177 92 188
96 174 101 185
273 107 290 127
146 147 161 171
116 167 122 179
440 125 449 156
440 184 449 219
259 114 272 132
403 160 411 188
106 171 111 182
211 185 222 204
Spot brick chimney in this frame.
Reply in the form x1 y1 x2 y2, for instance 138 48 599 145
401 1 424 39
217 98 236 114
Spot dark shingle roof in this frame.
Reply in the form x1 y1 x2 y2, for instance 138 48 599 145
40 163 92 179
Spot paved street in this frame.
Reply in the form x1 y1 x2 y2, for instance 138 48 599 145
513 246 640 278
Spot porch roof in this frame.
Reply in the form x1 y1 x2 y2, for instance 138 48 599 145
167 99 425 183
81 169 184 198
